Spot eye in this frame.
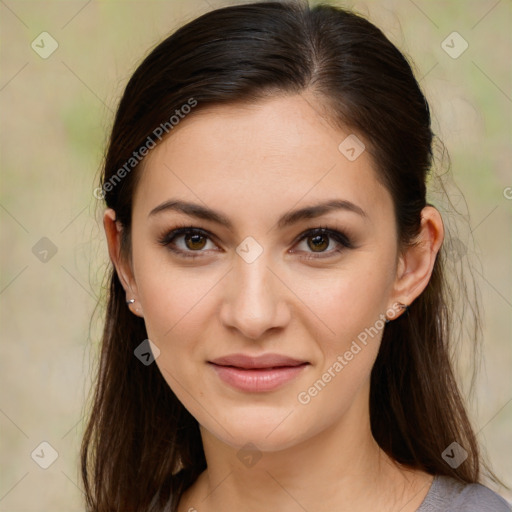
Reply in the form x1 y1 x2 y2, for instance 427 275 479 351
158 225 354 260
158 226 218 259
292 227 353 259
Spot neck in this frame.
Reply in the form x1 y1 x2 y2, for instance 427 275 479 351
178 382 431 512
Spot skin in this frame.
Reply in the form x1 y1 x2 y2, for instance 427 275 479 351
104 93 444 511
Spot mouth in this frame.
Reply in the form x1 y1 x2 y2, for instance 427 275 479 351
208 353 310 392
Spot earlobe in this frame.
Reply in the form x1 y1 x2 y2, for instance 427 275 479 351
390 206 444 308
125 298 144 317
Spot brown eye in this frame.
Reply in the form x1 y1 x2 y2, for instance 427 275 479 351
307 233 330 252
158 227 217 259
158 226 353 261
293 227 353 259
184 232 207 251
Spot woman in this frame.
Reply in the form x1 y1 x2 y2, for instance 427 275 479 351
81 1 511 511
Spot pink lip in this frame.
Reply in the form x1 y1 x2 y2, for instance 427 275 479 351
208 353 309 392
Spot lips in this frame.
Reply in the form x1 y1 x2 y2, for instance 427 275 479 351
208 353 309 392
209 353 308 369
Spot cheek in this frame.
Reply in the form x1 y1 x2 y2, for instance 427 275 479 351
135 264 213 407
293 271 387 424
291 262 391 352
137 269 215 347
131 236 217 340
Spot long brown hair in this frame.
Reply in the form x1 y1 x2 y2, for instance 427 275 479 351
81 2 501 510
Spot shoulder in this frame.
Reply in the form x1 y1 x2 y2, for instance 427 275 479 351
455 482 512 511
417 475 511 512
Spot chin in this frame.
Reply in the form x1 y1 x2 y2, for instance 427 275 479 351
201 406 314 453
215 428 306 454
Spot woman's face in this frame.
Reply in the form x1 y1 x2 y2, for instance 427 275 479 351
120 94 406 451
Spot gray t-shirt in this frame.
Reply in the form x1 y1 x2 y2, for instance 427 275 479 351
417 475 511 511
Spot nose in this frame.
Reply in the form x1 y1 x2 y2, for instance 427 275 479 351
219 250 291 340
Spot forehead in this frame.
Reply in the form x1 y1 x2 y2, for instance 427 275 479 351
133 94 393 226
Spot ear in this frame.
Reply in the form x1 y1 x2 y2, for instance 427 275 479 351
390 205 444 311
103 208 144 317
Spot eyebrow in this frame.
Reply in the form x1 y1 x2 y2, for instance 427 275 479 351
148 198 368 230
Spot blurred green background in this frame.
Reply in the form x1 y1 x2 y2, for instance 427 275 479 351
1 0 511 510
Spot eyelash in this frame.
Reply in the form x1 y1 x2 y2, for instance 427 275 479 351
157 224 354 260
